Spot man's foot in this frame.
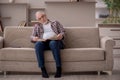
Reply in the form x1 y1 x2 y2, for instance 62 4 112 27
54 67 62 78
41 67 49 78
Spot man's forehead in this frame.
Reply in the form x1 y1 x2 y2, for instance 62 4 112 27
36 13 44 17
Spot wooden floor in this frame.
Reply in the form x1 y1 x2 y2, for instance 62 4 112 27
0 57 120 80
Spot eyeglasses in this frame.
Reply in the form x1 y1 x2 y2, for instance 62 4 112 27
38 15 45 20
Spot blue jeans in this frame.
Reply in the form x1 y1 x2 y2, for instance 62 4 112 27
35 40 64 68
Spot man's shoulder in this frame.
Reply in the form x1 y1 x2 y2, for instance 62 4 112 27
51 20 60 24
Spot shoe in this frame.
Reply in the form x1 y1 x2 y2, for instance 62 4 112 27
41 67 49 78
54 67 62 78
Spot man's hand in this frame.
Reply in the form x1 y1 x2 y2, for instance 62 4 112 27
33 37 39 41
33 37 46 42
57 34 63 40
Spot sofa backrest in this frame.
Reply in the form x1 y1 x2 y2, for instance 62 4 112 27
4 27 34 48
4 27 100 48
64 27 100 48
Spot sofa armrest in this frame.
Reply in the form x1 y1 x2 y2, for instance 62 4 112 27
100 36 115 70
100 36 115 49
0 36 3 49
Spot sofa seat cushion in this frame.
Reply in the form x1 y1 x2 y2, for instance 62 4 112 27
0 48 105 62
61 48 105 61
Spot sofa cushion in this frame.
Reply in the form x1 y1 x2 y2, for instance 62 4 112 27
61 48 105 61
4 27 34 48
0 48 104 62
64 27 100 48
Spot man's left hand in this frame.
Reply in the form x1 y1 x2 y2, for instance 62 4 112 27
57 34 63 40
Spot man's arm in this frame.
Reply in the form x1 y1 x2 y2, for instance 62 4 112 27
55 21 65 40
31 24 46 42
31 24 38 42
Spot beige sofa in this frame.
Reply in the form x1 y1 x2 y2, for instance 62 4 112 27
0 27 115 75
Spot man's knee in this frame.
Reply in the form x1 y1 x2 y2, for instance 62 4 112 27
49 40 58 48
35 41 44 48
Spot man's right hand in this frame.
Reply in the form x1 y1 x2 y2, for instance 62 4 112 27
33 37 39 41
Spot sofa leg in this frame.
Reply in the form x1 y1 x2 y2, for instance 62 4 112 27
97 71 100 75
3 71 7 78
103 71 112 75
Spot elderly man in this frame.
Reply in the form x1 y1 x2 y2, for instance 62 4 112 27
31 11 65 78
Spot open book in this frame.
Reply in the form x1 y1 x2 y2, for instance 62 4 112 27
38 35 58 41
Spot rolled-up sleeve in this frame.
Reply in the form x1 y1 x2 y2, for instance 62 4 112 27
30 24 38 42
56 21 65 37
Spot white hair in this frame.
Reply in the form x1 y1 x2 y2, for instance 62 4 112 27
35 11 46 16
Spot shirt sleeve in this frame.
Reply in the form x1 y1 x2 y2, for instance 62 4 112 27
30 24 38 42
56 21 65 37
